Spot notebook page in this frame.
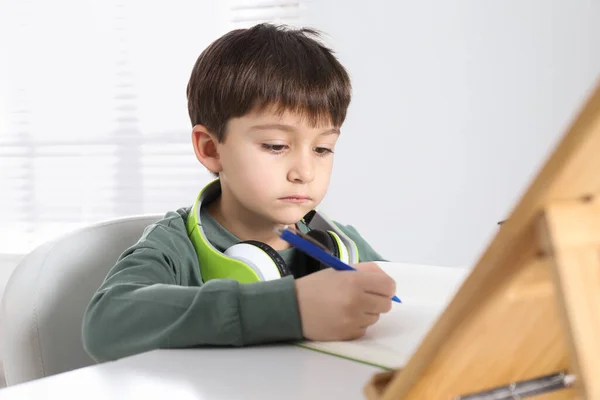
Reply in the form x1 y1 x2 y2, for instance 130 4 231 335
297 262 469 369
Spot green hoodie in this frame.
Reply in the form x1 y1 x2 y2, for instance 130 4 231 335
82 205 384 362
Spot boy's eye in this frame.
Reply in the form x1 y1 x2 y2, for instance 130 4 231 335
262 144 288 153
314 147 334 157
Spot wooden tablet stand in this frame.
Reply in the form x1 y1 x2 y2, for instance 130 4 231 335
365 82 600 400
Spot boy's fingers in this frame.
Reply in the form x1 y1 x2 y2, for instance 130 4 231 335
358 312 380 328
360 292 393 314
358 272 396 298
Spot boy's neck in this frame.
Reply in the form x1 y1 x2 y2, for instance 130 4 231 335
205 191 292 252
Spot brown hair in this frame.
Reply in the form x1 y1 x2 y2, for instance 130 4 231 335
186 23 352 141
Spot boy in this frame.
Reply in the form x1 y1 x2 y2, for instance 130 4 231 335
82 23 396 362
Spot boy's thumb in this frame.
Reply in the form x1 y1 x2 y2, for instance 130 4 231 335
353 262 383 274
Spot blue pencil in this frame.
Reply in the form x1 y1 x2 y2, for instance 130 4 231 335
278 227 401 303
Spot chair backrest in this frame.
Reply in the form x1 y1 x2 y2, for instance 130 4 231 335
0 214 162 386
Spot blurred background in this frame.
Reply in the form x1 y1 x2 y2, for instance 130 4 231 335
0 0 599 287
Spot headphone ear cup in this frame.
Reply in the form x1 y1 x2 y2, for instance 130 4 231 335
303 230 340 274
224 241 291 281
240 240 292 278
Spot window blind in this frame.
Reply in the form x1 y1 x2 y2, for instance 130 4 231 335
230 0 303 29
0 0 306 255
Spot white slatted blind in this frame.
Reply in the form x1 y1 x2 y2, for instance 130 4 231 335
0 0 306 255
230 0 303 29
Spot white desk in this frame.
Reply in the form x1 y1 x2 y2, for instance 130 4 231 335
0 346 383 400
0 262 468 399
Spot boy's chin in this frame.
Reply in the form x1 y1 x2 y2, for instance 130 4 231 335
268 210 309 226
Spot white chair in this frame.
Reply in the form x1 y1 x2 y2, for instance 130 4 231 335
0 215 162 386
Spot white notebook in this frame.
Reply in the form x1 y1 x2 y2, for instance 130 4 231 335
296 262 469 369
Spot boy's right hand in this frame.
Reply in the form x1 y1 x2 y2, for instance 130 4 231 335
294 262 396 341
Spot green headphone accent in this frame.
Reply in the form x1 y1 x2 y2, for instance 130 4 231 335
185 179 359 283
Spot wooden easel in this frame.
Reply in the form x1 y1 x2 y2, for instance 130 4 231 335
365 82 600 400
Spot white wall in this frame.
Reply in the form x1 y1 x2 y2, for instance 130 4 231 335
309 0 600 267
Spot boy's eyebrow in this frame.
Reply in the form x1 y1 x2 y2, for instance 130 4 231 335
250 124 340 135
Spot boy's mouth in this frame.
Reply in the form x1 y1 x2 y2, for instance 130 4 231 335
279 195 311 203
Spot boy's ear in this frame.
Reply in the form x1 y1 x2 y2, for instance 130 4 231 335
192 125 222 174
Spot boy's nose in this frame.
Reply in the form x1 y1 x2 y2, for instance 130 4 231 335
287 152 315 183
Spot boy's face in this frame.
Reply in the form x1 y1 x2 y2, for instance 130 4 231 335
208 108 339 226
